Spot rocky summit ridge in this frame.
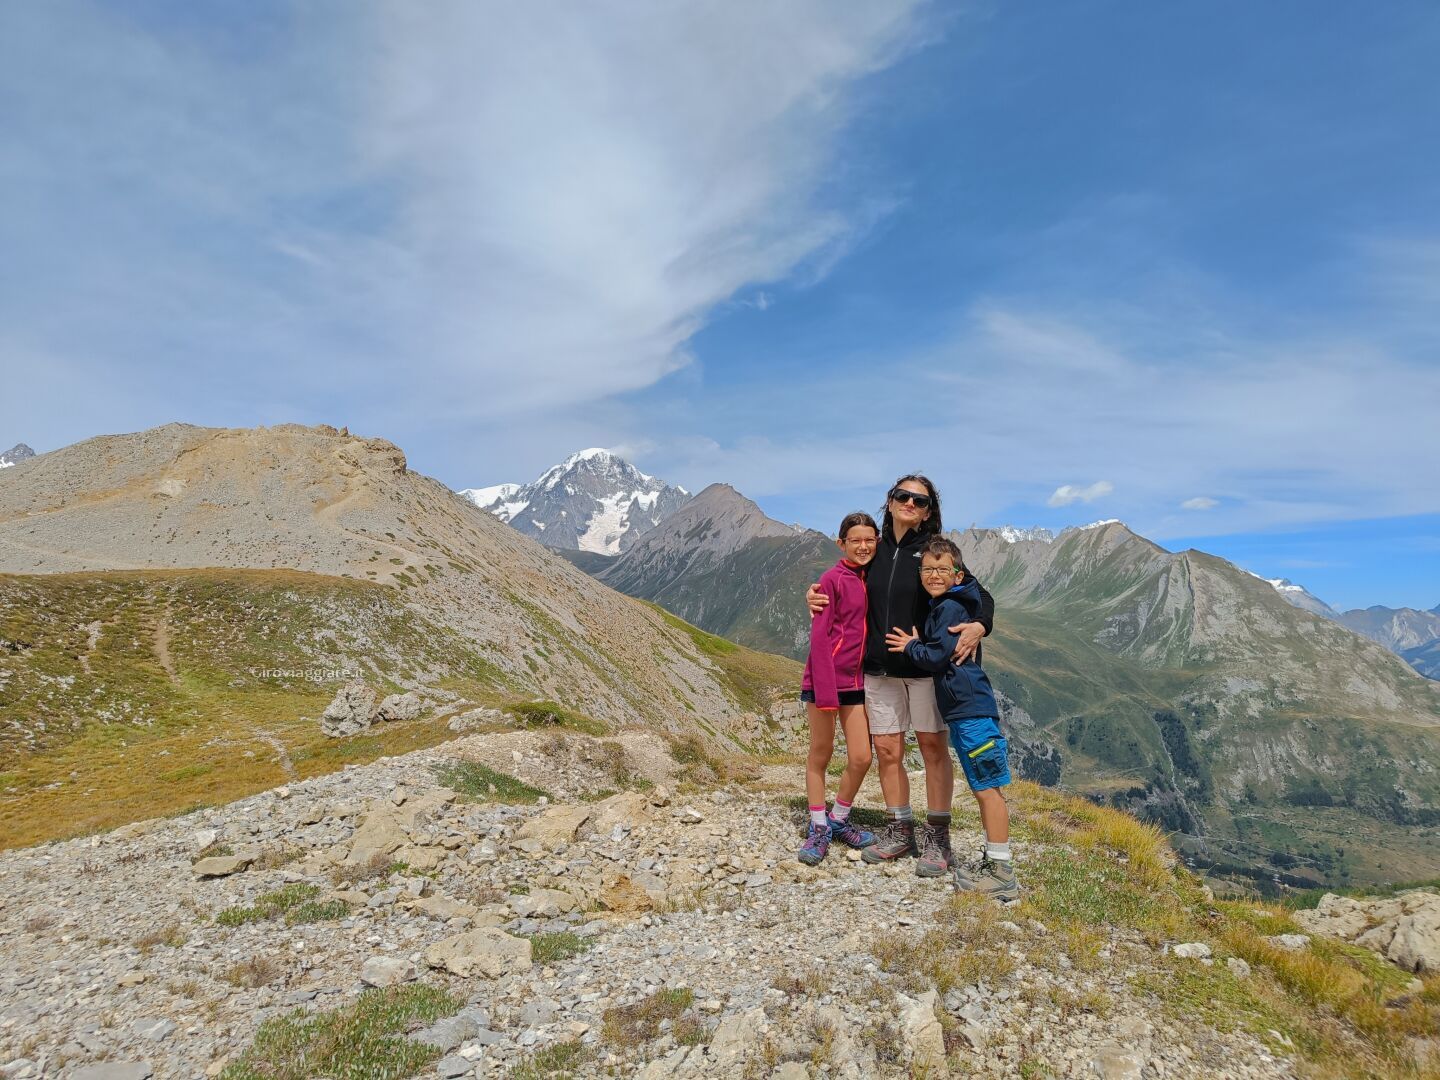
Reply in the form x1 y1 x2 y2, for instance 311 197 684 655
2 725 1434 1080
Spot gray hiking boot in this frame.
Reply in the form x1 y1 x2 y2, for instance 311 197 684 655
952 852 1020 902
861 818 916 863
915 822 950 878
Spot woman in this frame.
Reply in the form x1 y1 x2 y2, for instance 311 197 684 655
807 474 993 876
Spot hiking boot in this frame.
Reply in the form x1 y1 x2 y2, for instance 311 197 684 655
915 822 951 878
861 818 916 863
797 821 831 866
952 853 1020 902
827 814 875 849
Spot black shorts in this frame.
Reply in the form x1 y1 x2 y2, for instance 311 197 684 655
800 688 865 707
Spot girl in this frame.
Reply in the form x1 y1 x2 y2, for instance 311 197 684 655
798 512 880 865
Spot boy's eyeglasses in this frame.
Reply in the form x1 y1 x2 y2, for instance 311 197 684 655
919 566 960 577
889 489 933 509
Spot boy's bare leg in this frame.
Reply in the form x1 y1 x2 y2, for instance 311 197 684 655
916 731 954 813
804 705 837 808
871 733 908 807
974 787 1009 843
834 704 873 805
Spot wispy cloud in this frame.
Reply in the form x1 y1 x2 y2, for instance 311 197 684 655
1048 481 1114 507
0 0 927 461
1181 496 1219 510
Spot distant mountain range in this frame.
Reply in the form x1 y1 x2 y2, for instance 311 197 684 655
0 443 35 469
1251 573 1440 680
507 454 1440 890
459 448 690 555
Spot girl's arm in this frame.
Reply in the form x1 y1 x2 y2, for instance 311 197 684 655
806 578 843 709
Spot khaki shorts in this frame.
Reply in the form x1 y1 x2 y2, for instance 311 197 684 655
864 675 943 736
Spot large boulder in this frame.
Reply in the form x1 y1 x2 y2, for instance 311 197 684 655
1293 888 1440 973
515 804 593 849
375 691 424 722
424 928 532 978
591 790 655 835
320 682 377 737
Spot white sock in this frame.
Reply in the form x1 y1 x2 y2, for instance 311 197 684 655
831 799 852 823
985 840 1012 862
809 806 828 827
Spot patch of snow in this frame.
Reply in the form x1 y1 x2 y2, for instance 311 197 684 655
458 484 531 522
0 461 11 469
996 525 1055 543
1078 519 1122 531
578 492 633 555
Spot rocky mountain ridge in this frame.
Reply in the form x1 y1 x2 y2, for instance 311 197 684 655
460 449 690 555
0 423 798 848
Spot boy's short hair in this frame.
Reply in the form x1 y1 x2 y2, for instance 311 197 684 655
921 535 966 573
838 511 879 540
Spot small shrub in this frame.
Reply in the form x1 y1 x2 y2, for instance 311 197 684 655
508 1039 594 1080
220 983 463 1080
527 932 594 966
285 900 350 925
193 840 235 862
602 987 696 1046
431 759 550 804
134 921 187 952
215 884 321 927
506 700 610 737
221 954 286 989
330 852 392 888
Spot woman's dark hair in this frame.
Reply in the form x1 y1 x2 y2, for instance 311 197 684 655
838 511 879 540
880 473 943 539
921 535 966 574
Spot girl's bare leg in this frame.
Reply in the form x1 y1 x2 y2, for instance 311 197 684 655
805 704 837 808
834 704 873 805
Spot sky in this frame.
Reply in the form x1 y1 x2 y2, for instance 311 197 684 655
2 1 1438 612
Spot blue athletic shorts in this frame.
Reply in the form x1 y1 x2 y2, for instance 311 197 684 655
948 717 1011 792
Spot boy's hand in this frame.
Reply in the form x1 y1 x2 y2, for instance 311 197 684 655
885 626 918 652
948 622 984 663
806 583 828 615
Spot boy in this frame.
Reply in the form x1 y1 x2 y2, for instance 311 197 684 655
885 537 1018 900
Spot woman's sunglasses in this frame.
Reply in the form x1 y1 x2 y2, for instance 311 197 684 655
889 489 933 509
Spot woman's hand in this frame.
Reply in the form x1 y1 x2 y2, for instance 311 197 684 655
947 621 985 663
885 626 918 653
806 583 828 615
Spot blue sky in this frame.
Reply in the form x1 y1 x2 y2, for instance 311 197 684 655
2 2 1437 611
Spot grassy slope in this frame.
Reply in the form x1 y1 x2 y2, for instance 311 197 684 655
0 569 517 848
0 570 801 850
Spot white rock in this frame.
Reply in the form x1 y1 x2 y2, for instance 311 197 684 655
424 928 533 978
1171 942 1212 959
898 991 948 1077
361 956 418 987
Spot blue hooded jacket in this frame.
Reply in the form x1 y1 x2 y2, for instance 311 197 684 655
903 577 1000 722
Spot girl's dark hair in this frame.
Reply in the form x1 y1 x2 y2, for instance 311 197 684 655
880 473 943 539
922 535 966 573
838 511 879 540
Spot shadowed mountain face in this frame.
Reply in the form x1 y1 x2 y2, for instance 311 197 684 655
583 484 833 659
1337 604 1440 680
566 492 1440 889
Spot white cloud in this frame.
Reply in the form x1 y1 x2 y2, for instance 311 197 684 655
1181 496 1219 510
1048 481 1114 507
0 1 927 458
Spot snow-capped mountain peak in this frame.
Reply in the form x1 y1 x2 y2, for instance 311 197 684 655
459 449 690 555
0 443 36 470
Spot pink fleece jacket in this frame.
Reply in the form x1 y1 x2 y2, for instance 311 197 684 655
801 559 869 709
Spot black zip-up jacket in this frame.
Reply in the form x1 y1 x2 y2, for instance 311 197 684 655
863 527 995 679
